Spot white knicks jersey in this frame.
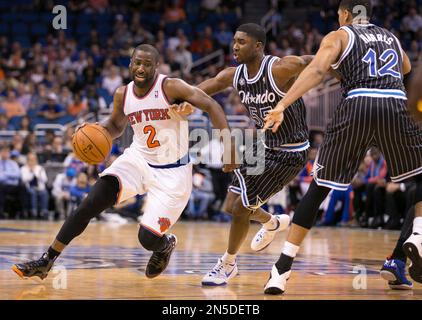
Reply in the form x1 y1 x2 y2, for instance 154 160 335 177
123 74 189 166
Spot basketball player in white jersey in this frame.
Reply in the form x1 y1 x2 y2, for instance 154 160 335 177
12 44 237 280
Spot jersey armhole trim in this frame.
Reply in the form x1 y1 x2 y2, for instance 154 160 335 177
267 57 286 97
331 27 355 70
122 84 128 115
161 76 171 104
233 65 242 89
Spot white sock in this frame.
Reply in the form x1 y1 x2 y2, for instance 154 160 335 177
413 217 422 235
263 215 278 230
222 252 236 265
282 241 300 258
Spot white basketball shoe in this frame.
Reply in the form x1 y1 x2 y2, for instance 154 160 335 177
201 258 238 286
251 214 290 251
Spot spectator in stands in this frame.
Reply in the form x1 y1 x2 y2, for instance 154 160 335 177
164 1 186 23
5 49 26 78
59 86 74 109
64 152 87 173
21 152 49 220
67 92 88 117
52 167 76 220
72 51 89 76
364 148 388 229
38 92 66 121
318 186 353 227
188 167 215 220
42 136 67 163
0 113 10 130
10 133 24 157
31 84 48 110
1 90 26 120
17 115 33 132
62 126 75 153
102 66 122 96
70 172 91 209
66 71 83 93
155 30 168 54
166 49 182 77
352 159 371 227
21 131 39 155
157 56 172 75
384 181 408 230
199 137 231 219
174 44 193 76
16 83 33 112
408 40 421 64
401 7 422 34
0 145 25 219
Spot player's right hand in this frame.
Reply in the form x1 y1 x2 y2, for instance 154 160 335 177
263 106 285 133
170 102 195 117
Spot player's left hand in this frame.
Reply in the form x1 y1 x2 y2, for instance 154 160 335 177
263 103 286 133
170 102 195 117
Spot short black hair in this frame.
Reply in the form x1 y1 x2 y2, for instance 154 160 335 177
339 0 372 19
236 23 267 47
132 44 160 62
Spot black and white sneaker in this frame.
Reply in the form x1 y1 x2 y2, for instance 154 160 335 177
145 234 177 278
403 232 422 283
264 265 291 295
12 252 55 280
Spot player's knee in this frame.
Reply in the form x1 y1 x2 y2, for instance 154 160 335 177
231 199 250 218
221 202 233 215
138 226 163 251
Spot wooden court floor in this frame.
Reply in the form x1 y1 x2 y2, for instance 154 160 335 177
0 219 421 300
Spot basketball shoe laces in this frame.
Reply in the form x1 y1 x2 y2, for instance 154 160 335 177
25 253 52 271
148 240 175 268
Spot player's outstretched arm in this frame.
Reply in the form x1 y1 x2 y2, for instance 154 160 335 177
197 67 236 96
101 86 128 140
164 78 238 172
264 30 345 132
171 67 236 116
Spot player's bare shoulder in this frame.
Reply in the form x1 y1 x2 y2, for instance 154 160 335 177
113 85 127 108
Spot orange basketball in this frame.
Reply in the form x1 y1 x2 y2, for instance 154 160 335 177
72 123 112 165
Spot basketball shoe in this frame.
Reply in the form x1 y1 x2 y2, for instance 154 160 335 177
264 265 290 295
380 258 413 290
403 232 422 283
251 214 290 251
202 258 238 286
12 252 55 280
145 234 177 278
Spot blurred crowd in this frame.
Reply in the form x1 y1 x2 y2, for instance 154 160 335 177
0 0 421 228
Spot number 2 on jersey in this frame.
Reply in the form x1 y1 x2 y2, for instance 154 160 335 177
144 125 161 148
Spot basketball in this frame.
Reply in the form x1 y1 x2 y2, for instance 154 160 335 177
72 123 112 165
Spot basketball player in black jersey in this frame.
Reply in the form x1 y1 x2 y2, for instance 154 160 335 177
263 0 422 294
175 23 313 286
